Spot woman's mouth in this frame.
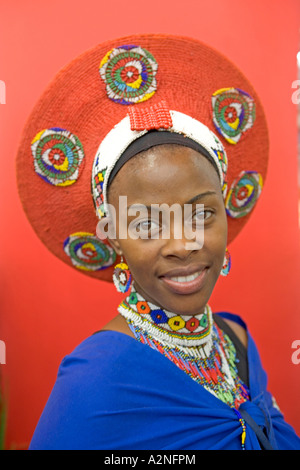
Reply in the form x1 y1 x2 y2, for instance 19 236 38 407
159 267 209 295
168 271 203 283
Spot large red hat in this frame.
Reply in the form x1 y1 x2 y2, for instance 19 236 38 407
16 34 269 282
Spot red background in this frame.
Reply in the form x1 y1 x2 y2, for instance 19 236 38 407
0 0 299 449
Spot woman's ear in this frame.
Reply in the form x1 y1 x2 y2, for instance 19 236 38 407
106 236 122 256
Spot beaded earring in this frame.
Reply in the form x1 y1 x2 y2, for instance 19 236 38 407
113 255 132 293
220 249 231 277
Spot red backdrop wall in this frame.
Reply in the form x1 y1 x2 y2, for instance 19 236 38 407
0 0 299 449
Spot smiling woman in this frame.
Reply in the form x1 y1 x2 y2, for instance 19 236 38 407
16 34 300 450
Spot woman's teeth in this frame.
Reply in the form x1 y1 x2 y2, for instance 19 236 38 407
169 271 202 283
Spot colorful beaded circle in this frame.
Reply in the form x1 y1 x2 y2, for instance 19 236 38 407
225 171 263 218
63 232 116 271
212 88 256 144
99 44 158 105
31 128 85 186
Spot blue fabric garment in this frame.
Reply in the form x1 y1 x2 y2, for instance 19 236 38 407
29 313 300 450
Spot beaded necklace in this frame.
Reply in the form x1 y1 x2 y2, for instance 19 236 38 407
118 284 250 449
122 285 214 352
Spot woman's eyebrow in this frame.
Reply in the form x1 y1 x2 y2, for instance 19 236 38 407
127 191 218 212
185 191 218 204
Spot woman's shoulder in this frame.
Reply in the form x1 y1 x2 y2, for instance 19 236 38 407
58 327 134 377
100 313 135 338
214 312 248 349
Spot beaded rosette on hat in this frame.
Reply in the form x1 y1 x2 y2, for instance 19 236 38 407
16 34 269 281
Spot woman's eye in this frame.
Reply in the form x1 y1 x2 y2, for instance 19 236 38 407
137 220 159 231
193 209 213 220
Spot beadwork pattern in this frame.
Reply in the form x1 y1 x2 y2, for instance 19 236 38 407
119 284 213 349
225 170 263 218
126 318 249 409
211 135 228 198
92 165 107 218
99 45 158 105
31 128 85 186
233 409 247 450
221 249 231 277
63 231 116 271
212 88 256 144
113 261 132 293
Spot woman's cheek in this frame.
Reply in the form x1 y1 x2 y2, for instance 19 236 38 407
129 244 159 279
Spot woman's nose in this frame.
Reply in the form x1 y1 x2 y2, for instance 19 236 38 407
160 221 204 259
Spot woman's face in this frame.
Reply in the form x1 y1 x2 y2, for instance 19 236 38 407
107 144 227 316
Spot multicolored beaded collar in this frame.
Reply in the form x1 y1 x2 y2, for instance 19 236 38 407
118 283 214 355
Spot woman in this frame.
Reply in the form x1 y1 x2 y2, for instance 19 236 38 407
16 34 300 450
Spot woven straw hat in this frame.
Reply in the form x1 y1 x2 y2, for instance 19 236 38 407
16 34 269 282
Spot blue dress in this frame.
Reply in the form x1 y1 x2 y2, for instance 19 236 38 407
29 313 300 450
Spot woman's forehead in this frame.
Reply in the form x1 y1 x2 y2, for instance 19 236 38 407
109 144 222 203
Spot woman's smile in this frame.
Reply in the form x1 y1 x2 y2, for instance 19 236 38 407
159 266 209 295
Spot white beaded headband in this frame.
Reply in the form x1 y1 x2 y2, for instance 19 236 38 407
92 103 228 220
